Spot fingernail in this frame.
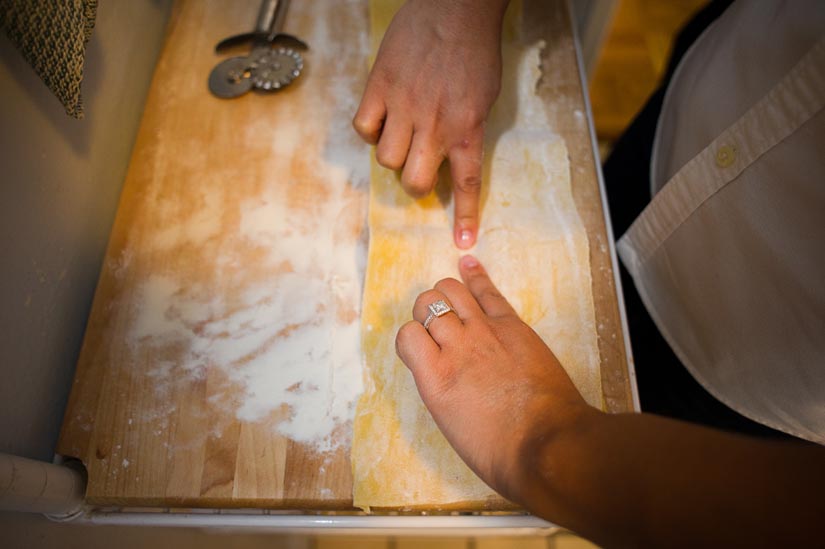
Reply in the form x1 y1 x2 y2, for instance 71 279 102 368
458 229 474 248
461 254 479 269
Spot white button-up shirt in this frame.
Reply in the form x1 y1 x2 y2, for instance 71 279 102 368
618 0 825 443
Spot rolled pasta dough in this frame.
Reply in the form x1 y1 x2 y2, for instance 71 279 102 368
351 0 602 511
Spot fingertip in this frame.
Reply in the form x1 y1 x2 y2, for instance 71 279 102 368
454 225 476 249
460 254 480 271
459 254 485 281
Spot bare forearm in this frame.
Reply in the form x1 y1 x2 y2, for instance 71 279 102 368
518 410 825 548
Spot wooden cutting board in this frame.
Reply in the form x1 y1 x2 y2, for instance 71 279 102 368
57 0 634 511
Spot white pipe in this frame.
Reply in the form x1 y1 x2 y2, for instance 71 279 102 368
0 453 85 518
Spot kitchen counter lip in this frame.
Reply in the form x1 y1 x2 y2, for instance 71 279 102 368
58 507 560 532
567 0 639 413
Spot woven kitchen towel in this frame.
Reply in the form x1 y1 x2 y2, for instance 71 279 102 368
1 0 98 118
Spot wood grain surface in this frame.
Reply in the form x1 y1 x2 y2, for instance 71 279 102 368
57 0 633 511
527 1 635 414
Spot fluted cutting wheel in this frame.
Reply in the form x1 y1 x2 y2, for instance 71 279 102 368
249 47 304 91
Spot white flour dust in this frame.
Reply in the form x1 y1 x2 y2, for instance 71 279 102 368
130 181 367 452
133 271 363 451
122 0 373 453
128 105 369 453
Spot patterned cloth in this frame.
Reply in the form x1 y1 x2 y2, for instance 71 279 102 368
1 0 98 118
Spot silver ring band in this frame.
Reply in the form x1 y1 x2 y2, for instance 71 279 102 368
423 300 453 330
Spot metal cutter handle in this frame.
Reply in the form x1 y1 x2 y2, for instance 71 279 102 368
255 0 289 39
214 0 306 54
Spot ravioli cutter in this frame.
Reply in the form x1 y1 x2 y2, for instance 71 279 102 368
208 0 308 98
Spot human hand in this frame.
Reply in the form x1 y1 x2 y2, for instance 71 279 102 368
353 0 508 249
395 255 596 503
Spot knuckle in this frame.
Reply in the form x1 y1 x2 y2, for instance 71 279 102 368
414 365 456 409
414 289 439 314
351 114 367 132
434 277 461 294
395 322 414 354
423 355 461 397
480 287 505 301
469 112 486 130
374 66 395 88
455 173 482 193
421 288 441 300
430 364 459 398
460 106 487 130
376 148 404 171
352 116 378 139
402 173 435 197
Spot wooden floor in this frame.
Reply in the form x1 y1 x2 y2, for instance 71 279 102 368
589 0 709 144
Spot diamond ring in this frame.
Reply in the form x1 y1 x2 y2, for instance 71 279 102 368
423 300 454 330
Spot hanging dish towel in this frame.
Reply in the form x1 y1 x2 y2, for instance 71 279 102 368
1 0 98 118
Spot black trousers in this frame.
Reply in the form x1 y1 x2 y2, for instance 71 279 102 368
602 0 790 439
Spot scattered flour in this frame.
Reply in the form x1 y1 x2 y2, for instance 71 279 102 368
130 177 367 451
130 180 367 452
126 11 370 453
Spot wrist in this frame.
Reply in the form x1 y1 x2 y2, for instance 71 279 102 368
408 0 510 37
446 0 511 19
508 402 604 508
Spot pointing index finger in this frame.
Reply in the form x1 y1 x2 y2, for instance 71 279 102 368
449 132 484 249
459 255 517 318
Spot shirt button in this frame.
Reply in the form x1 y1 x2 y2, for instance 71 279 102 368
715 144 737 168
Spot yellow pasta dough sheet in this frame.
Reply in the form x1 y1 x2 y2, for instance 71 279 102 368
352 0 603 511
